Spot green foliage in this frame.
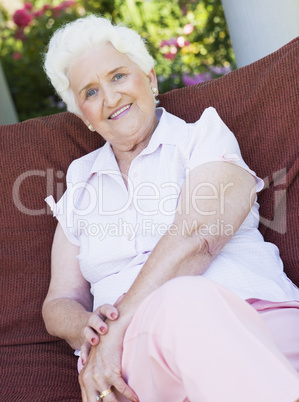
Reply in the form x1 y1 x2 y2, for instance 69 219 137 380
0 0 235 121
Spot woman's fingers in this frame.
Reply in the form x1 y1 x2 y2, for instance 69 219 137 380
96 304 119 321
82 304 120 347
83 380 138 402
78 371 88 402
79 319 138 401
80 385 88 402
112 377 139 402
79 337 139 402
96 388 118 402
83 325 100 346
80 341 91 366
85 305 119 338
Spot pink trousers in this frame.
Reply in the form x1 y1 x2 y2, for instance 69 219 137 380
81 277 299 401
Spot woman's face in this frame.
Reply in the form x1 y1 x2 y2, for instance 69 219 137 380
69 43 158 156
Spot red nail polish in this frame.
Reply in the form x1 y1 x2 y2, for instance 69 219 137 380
111 312 117 319
91 337 96 344
100 326 106 333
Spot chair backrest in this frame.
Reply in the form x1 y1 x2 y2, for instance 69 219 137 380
0 37 298 349
159 37 299 288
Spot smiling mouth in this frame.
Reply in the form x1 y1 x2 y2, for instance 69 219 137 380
109 104 131 119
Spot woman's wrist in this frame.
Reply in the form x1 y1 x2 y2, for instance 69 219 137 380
107 299 137 336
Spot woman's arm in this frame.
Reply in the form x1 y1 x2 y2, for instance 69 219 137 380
42 223 118 350
79 161 256 401
42 223 93 349
116 161 256 322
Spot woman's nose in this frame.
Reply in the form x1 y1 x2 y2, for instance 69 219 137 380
102 86 121 107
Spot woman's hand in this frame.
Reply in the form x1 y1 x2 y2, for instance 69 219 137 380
79 319 139 402
80 304 119 366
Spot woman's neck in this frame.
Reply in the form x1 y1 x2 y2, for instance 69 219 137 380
112 113 159 187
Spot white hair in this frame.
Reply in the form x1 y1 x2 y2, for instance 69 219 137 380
44 15 155 115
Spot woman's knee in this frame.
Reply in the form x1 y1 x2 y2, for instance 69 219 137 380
126 277 213 339
139 276 229 322
128 275 244 337
154 275 219 303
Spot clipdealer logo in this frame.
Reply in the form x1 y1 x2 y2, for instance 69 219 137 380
11 167 287 234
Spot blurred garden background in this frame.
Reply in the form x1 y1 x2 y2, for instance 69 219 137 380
0 0 235 122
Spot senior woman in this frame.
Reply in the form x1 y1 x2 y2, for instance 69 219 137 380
42 15 299 402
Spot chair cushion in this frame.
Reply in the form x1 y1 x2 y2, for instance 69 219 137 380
1 341 81 401
0 37 298 402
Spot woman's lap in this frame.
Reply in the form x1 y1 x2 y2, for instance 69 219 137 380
249 298 299 373
119 276 299 402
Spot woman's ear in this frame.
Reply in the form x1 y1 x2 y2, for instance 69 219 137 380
148 68 158 93
76 114 95 132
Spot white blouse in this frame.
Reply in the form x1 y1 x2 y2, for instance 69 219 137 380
46 107 299 308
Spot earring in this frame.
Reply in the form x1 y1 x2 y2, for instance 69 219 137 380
151 87 160 106
87 123 95 132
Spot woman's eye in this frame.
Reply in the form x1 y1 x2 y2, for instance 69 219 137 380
86 88 97 98
113 73 124 81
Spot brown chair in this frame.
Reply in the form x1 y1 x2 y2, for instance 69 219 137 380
0 37 298 401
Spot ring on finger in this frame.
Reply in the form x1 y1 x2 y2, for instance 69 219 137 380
96 388 112 400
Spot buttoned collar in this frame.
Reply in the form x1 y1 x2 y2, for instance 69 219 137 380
89 107 186 176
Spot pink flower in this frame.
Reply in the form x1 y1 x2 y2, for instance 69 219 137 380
33 4 51 17
160 40 168 48
160 37 178 48
52 1 75 17
54 1 76 11
164 52 176 60
183 24 194 35
42 5 51 12
160 36 190 50
13 8 33 27
177 36 190 48
163 46 177 60
52 6 64 17
33 10 45 18
60 0 76 7
24 2 33 10
12 52 23 60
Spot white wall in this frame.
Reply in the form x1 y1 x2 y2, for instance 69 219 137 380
0 1 21 124
0 61 18 124
221 0 299 67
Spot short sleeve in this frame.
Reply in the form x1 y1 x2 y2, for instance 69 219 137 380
45 160 83 246
186 107 264 192
45 193 80 246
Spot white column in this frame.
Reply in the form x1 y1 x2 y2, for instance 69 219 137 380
221 0 299 68
0 61 18 124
